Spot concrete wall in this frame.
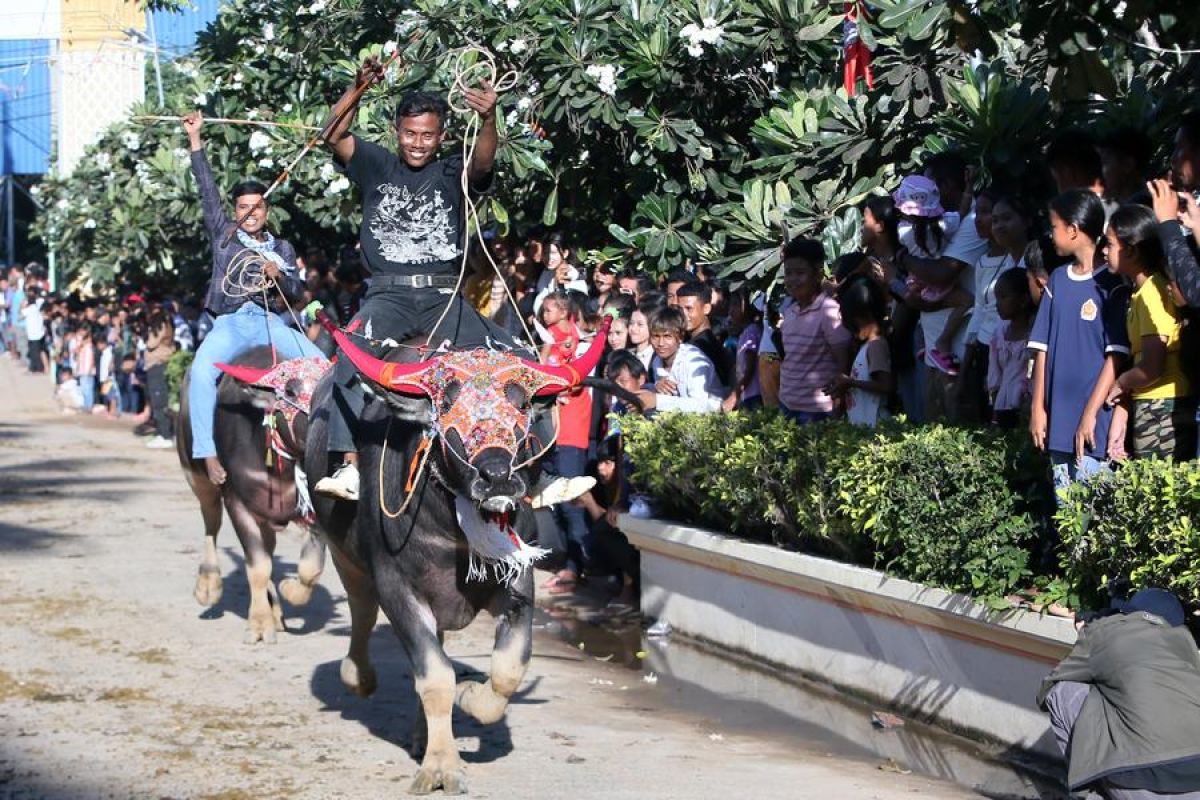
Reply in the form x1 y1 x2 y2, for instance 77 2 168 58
620 515 1078 757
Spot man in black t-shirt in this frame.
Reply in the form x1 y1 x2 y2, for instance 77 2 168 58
675 281 734 390
315 56 512 501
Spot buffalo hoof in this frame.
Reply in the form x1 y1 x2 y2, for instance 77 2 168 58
340 657 377 697
278 576 314 606
193 567 223 607
409 761 467 796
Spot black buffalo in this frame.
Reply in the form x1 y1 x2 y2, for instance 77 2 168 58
305 314 610 795
177 346 328 643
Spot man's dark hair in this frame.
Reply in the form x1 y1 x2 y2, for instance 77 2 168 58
395 91 450 130
637 293 665 315
675 281 711 305
606 349 647 382
664 268 693 287
923 151 968 194
781 236 825 268
230 180 269 204
1099 126 1152 171
1045 130 1103 185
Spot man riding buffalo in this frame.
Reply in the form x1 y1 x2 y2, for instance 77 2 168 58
182 112 324 486
313 57 513 502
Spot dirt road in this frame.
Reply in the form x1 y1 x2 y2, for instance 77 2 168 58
0 357 979 799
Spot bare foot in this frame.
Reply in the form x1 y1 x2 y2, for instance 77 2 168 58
203 456 227 485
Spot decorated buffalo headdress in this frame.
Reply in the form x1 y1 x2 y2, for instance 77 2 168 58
216 356 333 519
316 313 611 584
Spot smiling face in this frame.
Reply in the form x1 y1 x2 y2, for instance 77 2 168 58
395 112 447 169
650 329 682 363
235 193 269 236
783 258 822 306
676 295 710 335
628 310 650 347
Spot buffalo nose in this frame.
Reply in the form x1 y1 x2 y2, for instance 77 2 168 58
478 461 509 484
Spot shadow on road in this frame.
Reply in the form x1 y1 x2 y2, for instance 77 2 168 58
309 624 517 766
194 547 340 637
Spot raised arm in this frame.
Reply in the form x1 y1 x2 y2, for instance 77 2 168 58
324 57 386 165
183 112 231 241
461 80 499 185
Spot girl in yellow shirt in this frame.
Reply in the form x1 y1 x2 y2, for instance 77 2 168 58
1105 204 1197 460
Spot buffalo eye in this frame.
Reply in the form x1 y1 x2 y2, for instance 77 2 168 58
504 382 530 409
440 379 462 413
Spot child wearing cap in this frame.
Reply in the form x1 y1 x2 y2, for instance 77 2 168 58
894 174 975 375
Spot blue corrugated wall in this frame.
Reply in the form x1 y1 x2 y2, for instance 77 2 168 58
0 39 52 175
149 0 222 61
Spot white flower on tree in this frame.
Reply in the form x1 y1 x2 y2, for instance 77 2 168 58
248 131 272 153
680 17 725 56
328 175 350 194
193 93 208 106
121 132 141 151
263 22 275 41
517 96 532 110
83 219 97 229
319 163 338 182
509 38 528 53
258 157 275 168
585 63 621 96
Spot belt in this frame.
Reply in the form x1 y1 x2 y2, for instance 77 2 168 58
368 274 459 289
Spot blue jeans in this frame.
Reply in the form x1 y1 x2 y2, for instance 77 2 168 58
79 375 95 410
549 445 591 576
779 404 832 425
1049 451 1107 501
188 304 322 458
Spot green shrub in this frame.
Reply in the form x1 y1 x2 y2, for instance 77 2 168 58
622 413 1037 599
837 425 1035 599
165 350 194 411
1056 459 1200 611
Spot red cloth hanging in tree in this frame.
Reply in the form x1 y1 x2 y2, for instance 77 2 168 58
843 1 874 96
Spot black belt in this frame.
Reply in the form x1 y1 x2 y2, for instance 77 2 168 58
367 274 459 289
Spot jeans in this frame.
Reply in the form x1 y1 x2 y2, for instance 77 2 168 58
146 363 173 438
1045 681 1200 799
328 286 518 454
79 375 95 411
188 303 322 458
1049 451 1107 499
549 445 591 576
779 404 832 425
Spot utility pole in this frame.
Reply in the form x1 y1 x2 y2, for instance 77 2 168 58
147 12 165 108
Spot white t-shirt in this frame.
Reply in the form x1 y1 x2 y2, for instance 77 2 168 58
846 338 891 427
22 300 45 340
966 252 1021 346
917 206 990 368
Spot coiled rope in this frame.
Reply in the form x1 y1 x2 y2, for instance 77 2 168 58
423 46 538 352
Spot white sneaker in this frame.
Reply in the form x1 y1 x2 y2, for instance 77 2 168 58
145 436 174 450
529 476 596 509
315 462 360 501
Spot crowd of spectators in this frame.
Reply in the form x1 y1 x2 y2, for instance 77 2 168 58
5 112 1200 616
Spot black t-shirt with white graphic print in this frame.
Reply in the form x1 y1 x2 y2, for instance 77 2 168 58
344 138 487 278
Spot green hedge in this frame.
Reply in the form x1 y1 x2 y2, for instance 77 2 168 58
165 350 194 411
621 412 1038 601
1057 459 1200 611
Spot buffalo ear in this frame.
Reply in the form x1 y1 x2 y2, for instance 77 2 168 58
381 392 434 426
238 384 276 410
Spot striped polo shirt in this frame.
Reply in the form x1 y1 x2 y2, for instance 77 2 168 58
779 293 853 413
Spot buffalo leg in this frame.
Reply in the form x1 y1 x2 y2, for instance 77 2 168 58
223 493 281 644
377 589 466 796
457 571 534 725
329 546 378 697
192 475 225 607
279 524 326 607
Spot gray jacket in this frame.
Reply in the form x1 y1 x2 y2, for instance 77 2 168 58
190 150 304 316
1038 611 1200 790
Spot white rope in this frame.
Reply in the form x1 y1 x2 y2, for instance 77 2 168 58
423 46 538 352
